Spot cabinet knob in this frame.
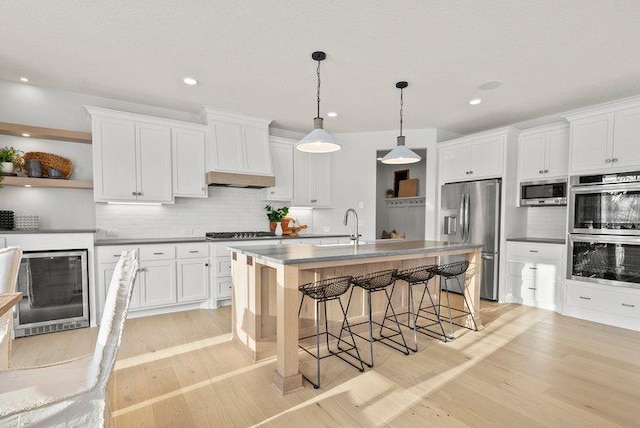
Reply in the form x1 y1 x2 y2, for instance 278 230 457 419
544 169 549 173
270 190 275 194
612 158 618 163
469 170 473 174
138 192 143 196
539 170 544 174
205 263 209 267
311 199 317 203
605 158 612 163
131 191 137 196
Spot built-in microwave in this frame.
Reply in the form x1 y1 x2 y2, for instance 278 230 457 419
520 179 567 206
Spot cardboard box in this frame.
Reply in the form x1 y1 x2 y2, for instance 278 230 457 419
398 178 418 197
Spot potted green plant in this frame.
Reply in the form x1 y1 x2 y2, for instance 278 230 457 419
265 204 289 235
0 146 23 183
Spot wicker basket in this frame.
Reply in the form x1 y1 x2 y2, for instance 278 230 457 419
21 152 73 179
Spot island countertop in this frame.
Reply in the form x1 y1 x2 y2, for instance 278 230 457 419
228 240 482 265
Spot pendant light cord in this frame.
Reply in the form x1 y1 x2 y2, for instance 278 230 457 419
316 59 321 119
399 87 404 137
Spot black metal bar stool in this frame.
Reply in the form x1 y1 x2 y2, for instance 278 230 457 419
341 269 410 367
434 260 478 339
391 265 448 350
298 275 365 389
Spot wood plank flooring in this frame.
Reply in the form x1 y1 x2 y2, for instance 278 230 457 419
11 299 640 427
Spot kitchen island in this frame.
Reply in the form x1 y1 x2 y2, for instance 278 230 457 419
228 240 483 394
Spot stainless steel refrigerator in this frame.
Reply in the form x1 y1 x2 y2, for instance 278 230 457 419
439 179 501 300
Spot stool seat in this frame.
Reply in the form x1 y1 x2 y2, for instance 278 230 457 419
298 275 364 389
395 265 437 283
434 261 469 278
343 269 410 367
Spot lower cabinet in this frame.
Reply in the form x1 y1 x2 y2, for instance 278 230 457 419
506 241 565 311
96 242 210 321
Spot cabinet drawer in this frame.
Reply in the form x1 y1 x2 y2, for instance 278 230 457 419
215 256 232 276
97 246 136 263
508 242 564 260
216 277 233 298
177 243 209 259
520 278 556 305
567 284 640 319
139 245 176 261
508 260 560 281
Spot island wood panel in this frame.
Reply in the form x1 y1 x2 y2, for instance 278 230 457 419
231 244 482 395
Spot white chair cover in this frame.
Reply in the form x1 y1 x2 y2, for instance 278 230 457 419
0 249 139 427
0 247 22 294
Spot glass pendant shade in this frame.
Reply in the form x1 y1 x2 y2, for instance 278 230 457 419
296 117 341 153
381 136 421 164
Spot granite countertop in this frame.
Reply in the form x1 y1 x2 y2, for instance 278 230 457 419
507 237 566 245
229 240 482 265
94 234 350 246
0 229 96 234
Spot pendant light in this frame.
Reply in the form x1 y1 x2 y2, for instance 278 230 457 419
381 81 421 164
296 51 341 153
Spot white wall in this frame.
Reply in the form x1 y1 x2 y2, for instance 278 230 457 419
311 129 439 241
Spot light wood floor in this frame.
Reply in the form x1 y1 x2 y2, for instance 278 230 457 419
11 300 640 427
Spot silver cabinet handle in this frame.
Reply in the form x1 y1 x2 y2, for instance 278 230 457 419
579 296 591 300
605 158 612 163
153 252 164 255
528 287 537 290
311 199 317 203
528 267 537 270
528 250 538 253
189 250 199 253
137 267 146 272
612 158 619 163
113 254 121 257
621 303 635 308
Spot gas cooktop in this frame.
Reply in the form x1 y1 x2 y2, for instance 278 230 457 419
205 231 276 240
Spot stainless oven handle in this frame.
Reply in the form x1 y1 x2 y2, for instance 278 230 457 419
570 182 640 193
569 233 640 245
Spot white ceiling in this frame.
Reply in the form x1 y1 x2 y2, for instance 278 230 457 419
2 1 640 136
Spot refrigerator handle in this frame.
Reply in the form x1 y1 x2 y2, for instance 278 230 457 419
464 193 470 241
459 195 465 240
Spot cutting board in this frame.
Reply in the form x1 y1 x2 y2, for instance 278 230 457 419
398 178 418 197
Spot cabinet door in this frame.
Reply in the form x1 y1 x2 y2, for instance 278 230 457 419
518 133 546 181
438 144 469 183
92 117 137 201
139 260 176 308
612 106 640 170
312 153 332 207
208 121 244 172
136 123 173 202
292 150 312 205
172 127 207 198
98 262 140 322
266 139 293 200
469 137 503 179
243 125 273 174
544 128 570 178
177 258 209 303
570 114 614 172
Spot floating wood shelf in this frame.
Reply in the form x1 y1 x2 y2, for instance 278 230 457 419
1 176 93 189
0 122 92 144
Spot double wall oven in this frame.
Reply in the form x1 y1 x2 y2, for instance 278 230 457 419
568 171 640 288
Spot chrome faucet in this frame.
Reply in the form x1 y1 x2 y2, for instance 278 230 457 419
343 208 359 247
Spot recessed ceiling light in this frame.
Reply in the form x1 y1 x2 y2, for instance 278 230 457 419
21 133 31 137
20 77 29 82
183 77 198 86
478 80 502 90
469 98 482 106
327 112 338 118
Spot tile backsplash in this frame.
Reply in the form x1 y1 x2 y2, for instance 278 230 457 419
95 187 314 239
525 206 567 239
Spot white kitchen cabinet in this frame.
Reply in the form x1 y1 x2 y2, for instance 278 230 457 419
172 125 208 198
518 123 569 181
201 107 273 176
293 150 332 207
566 104 640 173
87 107 174 203
266 137 294 201
438 135 504 183
563 280 640 331
506 241 565 312
95 242 210 321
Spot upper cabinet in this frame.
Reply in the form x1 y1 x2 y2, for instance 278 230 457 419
438 132 509 184
201 107 273 176
293 150 332 207
172 125 208 198
517 123 569 181
266 137 294 201
86 106 207 203
565 100 640 174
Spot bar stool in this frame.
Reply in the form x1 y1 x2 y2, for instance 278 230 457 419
391 265 448 350
342 269 410 367
434 260 478 339
298 276 365 389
